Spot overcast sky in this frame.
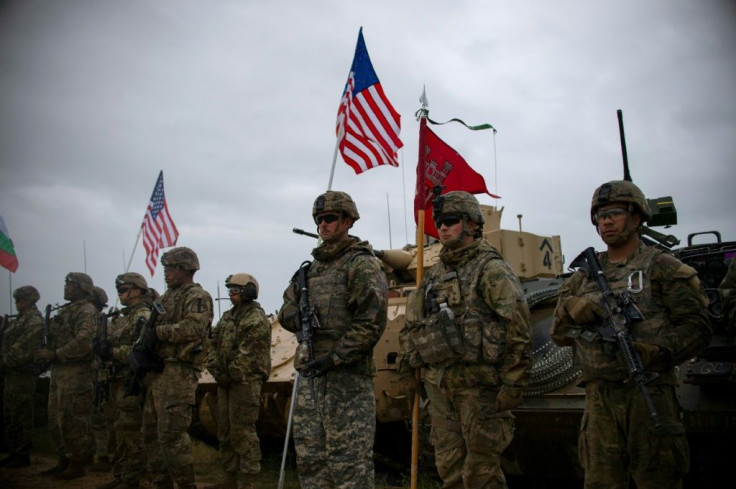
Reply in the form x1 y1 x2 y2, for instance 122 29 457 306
1 0 735 318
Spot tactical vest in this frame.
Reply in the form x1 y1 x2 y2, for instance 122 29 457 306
409 248 505 368
567 246 677 383
50 299 98 365
156 283 212 368
307 248 375 375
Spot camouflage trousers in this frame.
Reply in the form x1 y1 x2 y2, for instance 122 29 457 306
424 382 515 489
579 381 689 489
293 370 376 489
217 380 262 475
47 363 95 463
107 378 146 485
142 362 198 486
2 372 37 457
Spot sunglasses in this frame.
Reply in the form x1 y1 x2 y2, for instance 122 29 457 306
116 286 131 294
315 213 340 225
435 215 463 228
594 207 628 223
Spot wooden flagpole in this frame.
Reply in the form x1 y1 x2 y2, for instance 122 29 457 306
410 88 429 489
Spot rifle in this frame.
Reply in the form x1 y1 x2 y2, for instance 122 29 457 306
93 309 118 411
296 261 321 381
126 301 166 396
37 304 53 373
570 247 661 428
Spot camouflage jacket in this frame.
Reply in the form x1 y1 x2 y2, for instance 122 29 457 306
551 242 712 385
401 239 533 389
278 236 388 376
154 282 213 369
108 301 151 379
207 300 271 383
1 306 43 374
49 299 100 365
719 258 736 325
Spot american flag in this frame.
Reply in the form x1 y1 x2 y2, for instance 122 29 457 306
141 171 179 276
336 28 402 174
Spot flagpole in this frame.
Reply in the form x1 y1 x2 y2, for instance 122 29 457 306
410 88 429 489
114 224 143 309
8 270 12 315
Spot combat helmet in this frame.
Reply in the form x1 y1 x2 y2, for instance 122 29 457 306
312 191 360 222
65 272 95 295
160 247 200 272
433 190 485 225
13 285 40 304
225 273 259 301
590 180 652 225
93 286 108 310
115 272 148 291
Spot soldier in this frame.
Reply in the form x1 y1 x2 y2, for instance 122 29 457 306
207 273 271 489
94 273 153 489
0 286 43 467
91 285 114 473
399 190 533 489
34 272 100 479
141 247 213 489
719 258 735 326
278 191 388 489
551 180 712 489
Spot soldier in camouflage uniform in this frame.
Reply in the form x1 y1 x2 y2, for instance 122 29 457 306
0 286 43 467
207 273 271 489
551 180 712 489
278 191 388 489
399 190 533 489
94 272 154 489
34 272 100 479
718 258 735 327
141 247 213 489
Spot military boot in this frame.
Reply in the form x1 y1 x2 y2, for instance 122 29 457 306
241 473 257 489
54 459 86 480
39 455 69 475
214 472 238 489
90 455 112 472
153 480 174 489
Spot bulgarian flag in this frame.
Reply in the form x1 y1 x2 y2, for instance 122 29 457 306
0 214 18 273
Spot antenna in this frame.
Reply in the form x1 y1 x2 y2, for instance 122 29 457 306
617 109 632 182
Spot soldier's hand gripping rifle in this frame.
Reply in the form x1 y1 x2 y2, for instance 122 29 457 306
570 247 661 428
125 301 166 396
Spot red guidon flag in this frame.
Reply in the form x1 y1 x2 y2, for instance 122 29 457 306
414 125 499 238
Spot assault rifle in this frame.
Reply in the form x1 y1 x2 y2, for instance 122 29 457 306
93 309 120 411
296 261 321 379
126 301 166 396
570 247 661 428
37 304 53 373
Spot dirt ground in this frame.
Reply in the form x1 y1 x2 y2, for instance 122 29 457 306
0 429 421 489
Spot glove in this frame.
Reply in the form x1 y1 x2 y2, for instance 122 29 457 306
495 385 523 412
34 348 56 364
563 296 605 324
215 375 232 389
302 355 335 378
94 339 113 360
634 342 662 369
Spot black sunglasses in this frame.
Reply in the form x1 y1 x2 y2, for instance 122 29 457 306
116 286 131 294
435 214 463 228
315 213 340 225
